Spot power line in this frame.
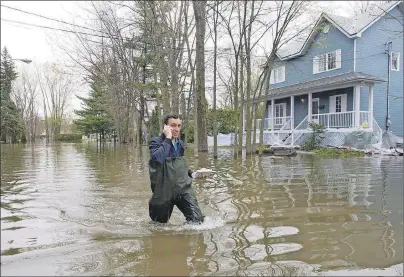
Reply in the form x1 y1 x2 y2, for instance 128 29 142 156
3 17 379 63
1 18 114 39
0 11 389 64
1 5 388 61
0 4 105 35
0 5 310 59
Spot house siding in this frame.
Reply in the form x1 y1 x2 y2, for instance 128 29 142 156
265 19 354 91
357 6 404 136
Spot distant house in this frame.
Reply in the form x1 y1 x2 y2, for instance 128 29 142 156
247 1 403 147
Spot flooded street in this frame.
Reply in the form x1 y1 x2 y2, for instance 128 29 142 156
1 142 403 276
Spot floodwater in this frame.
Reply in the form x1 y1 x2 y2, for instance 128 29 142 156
1 142 403 276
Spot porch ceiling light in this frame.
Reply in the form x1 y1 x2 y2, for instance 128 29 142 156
300 97 305 103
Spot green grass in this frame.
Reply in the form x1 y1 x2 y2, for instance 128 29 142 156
313 147 366 157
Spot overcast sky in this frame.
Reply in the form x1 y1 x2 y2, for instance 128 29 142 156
1 1 353 112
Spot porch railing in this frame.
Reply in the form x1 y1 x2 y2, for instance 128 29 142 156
264 116 293 130
254 112 372 132
295 115 309 130
289 115 308 145
316 112 354 128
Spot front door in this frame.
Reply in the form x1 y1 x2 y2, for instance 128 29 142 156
329 94 348 127
312 98 320 124
275 103 286 128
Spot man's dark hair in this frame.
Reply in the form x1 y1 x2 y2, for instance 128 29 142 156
163 114 180 125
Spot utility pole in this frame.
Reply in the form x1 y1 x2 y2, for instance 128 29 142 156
384 41 392 132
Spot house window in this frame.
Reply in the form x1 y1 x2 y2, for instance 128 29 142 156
275 103 286 125
313 49 341 74
391 52 400 71
335 95 342 113
270 65 285 84
329 94 347 113
327 52 336 70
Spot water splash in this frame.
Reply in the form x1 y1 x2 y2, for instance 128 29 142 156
152 216 226 233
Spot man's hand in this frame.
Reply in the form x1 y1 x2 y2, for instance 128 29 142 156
164 125 173 139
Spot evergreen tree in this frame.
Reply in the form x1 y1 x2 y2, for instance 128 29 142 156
74 75 114 138
0 47 24 143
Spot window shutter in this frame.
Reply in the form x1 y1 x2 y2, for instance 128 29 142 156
267 104 272 118
329 96 336 113
270 69 275 84
341 94 347 112
336 49 342 69
313 55 319 74
282 102 287 117
281 65 286 82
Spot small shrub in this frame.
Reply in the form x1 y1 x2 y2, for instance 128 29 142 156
55 134 82 141
301 122 326 151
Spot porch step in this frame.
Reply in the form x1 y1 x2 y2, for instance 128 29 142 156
255 145 297 157
282 133 292 143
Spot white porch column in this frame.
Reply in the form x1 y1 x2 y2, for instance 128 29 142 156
290 96 295 129
308 93 312 123
271 99 275 132
291 95 295 145
354 85 361 128
368 85 374 129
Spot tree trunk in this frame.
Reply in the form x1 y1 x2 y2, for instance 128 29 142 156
238 51 244 155
233 55 239 155
160 60 171 115
213 0 219 159
170 61 180 115
193 0 208 152
252 103 257 153
244 0 254 155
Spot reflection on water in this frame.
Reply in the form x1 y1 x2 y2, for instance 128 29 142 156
1 142 403 276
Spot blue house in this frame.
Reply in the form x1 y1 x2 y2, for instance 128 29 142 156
248 1 403 147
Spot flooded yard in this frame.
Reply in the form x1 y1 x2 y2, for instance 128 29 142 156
1 142 403 276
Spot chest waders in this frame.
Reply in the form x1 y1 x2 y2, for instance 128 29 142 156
149 156 204 224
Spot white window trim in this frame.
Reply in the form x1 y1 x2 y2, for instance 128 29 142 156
312 98 320 124
270 65 286 84
313 49 341 74
391 52 400 71
274 102 286 126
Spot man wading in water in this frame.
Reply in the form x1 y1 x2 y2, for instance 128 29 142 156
148 114 205 224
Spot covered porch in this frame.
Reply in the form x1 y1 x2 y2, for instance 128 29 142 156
245 72 385 133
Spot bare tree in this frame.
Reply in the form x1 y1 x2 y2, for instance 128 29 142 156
251 1 310 155
36 63 74 141
12 67 40 142
207 0 224 158
217 1 247 155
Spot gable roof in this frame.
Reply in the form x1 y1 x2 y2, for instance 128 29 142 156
277 1 403 60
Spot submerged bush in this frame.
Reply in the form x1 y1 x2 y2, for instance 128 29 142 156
313 147 366 157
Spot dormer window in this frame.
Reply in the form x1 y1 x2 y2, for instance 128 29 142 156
313 49 341 74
